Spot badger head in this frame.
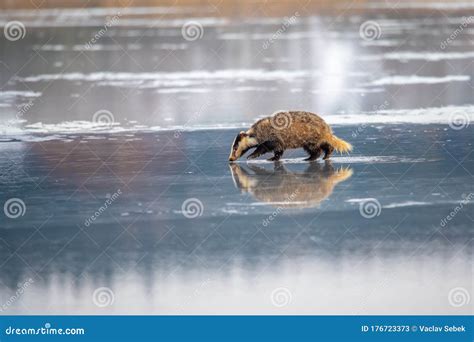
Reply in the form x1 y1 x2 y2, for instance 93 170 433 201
228 131 258 162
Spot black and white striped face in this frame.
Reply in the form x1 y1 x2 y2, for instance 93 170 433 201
228 131 257 162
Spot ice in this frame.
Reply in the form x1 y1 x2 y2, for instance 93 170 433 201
364 75 470 86
0 2 473 315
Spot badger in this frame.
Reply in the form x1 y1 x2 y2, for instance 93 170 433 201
229 111 352 162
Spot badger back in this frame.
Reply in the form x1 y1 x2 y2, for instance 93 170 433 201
251 111 331 148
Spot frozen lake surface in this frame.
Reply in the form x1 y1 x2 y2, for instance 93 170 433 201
0 125 472 314
0 1 473 314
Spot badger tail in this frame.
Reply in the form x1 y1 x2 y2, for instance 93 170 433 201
325 134 352 154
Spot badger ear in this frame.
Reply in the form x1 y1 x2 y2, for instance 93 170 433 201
239 131 248 137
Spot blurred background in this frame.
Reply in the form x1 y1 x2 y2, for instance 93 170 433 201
1 0 473 134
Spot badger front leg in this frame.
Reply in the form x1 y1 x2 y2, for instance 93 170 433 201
268 150 284 161
266 141 284 161
247 143 271 160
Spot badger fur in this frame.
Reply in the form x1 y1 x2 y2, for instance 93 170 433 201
229 111 352 162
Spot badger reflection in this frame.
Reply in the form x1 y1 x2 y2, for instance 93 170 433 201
229 162 352 208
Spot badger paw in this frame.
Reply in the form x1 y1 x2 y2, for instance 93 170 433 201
267 156 281 162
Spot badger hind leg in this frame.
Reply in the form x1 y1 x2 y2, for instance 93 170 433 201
321 143 335 160
303 144 322 161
